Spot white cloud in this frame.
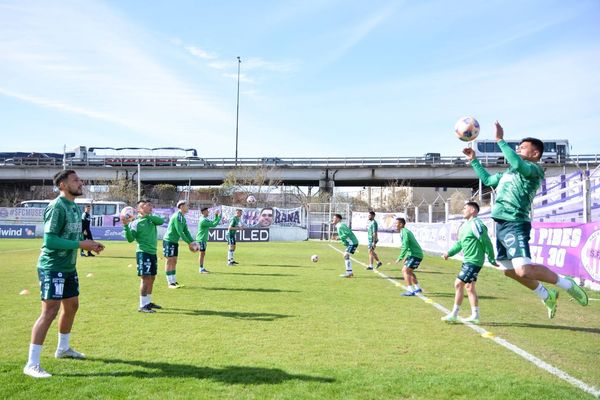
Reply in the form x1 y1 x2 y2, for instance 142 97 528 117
185 45 218 60
0 0 232 144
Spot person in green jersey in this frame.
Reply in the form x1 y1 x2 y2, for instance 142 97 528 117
463 121 588 318
396 217 424 296
366 211 383 270
163 200 198 288
332 213 358 278
441 202 496 324
123 200 165 313
227 209 243 266
196 207 222 273
24 170 105 379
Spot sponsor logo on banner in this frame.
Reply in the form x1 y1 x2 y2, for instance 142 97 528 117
580 230 600 281
91 227 126 241
208 228 269 242
0 224 36 238
0 207 45 222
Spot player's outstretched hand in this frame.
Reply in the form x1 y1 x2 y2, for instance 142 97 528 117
442 252 449 260
188 242 199 252
495 120 504 141
462 147 476 161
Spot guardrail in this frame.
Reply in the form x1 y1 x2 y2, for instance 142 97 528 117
1 155 599 168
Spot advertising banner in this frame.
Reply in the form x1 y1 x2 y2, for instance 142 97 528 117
530 221 600 284
208 228 269 242
0 225 36 238
0 207 44 222
91 226 127 241
405 220 600 285
351 211 406 232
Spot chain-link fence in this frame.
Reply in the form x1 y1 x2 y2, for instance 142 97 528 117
306 202 350 240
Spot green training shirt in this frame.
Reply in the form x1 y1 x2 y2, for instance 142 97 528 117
37 196 82 273
367 219 378 241
163 210 194 244
228 215 240 238
470 140 544 222
124 214 165 254
398 228 423 260
196 213 222 242
447 217 496 266
336 222 358 246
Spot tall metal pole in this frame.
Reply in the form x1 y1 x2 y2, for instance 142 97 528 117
235 56 241 166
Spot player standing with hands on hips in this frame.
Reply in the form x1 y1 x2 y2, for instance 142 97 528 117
24 170 105 378
463 121 588 318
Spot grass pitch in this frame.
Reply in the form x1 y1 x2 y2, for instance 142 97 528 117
0 239 599 399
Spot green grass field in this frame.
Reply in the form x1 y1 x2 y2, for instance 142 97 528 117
1 238 599 399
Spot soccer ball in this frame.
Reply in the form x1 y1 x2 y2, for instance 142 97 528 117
311 254 319 263
454 116 480 142
190 242 200 252
120 206 136 221
246 195 257 204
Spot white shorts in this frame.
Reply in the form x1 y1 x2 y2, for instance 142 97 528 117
497 257 532 270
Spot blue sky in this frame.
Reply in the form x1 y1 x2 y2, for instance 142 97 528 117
1 0 599 158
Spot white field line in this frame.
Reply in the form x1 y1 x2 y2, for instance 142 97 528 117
328 244 600 399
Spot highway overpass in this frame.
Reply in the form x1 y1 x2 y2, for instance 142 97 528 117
1 156 598 190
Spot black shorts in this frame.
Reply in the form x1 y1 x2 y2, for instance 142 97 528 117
38 269 79 300
163 241 179 257
457 262 482 283
495 220 531 260
136 252 158 276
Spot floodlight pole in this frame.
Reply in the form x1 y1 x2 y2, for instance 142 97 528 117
235 56 241 166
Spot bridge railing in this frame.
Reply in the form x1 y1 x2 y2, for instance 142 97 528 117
1 155 600 168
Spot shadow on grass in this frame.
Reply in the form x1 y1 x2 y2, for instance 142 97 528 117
255 263 310 269
65 358 336 384
425 292 503 300
481 322 600 334
216 272 297 277
202 287 300 293
162 308 293 321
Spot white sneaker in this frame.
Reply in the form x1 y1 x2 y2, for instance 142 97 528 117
462 316 480 324
23 364 52 378
339 272 354 278
55 347 86 359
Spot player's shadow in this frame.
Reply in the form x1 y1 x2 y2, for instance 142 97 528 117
217 272 297 277
416 270 452 275
425 292 502 300
202 287 300 293
65 358 336 384
481 322 600 334
163 308 292 321
256 263 310 269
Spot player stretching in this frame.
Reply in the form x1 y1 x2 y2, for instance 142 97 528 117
463 121 588 318
123 200 165 313
163 200 197 288
24 170 104 378
366 211 383 270
196 207 222 273
442 201 496 324
332 213 358 278
396 218 424 296
227 209 243 266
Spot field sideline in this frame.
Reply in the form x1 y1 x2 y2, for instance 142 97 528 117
0 239 599 399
